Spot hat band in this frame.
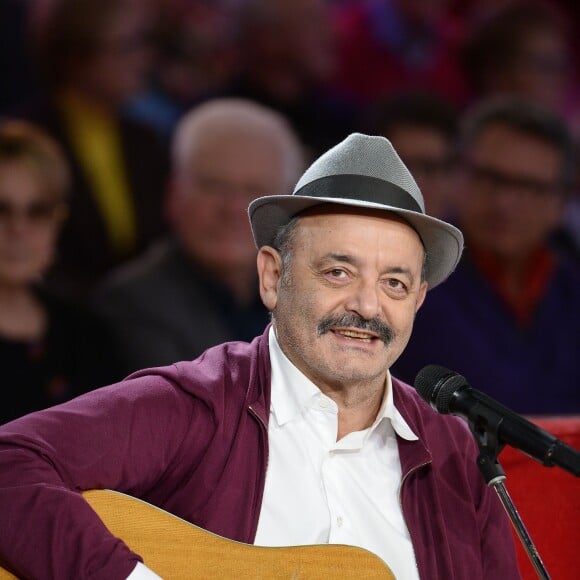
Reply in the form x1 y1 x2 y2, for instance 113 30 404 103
293 174 423 214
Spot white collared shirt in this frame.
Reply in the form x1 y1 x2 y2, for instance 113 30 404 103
253 327 420 579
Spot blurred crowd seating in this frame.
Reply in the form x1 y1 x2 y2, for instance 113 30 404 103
0 0 578 420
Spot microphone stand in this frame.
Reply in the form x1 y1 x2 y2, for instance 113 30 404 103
468 414 550 580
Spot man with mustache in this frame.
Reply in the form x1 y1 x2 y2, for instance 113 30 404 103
0 134 520 579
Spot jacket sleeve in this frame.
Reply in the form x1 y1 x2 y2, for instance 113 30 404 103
0 373 200 579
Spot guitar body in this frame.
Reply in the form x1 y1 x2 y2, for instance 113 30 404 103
0 489 394 579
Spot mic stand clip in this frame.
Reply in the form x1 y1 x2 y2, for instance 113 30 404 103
467 409 550 580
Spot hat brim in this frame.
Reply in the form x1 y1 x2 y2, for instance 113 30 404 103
248 195 463 289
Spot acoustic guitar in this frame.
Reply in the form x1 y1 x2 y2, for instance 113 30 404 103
0 489 394 579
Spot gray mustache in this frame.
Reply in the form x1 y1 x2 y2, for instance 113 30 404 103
317 314 394 345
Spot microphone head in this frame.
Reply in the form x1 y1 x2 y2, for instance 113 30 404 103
414 364 468 414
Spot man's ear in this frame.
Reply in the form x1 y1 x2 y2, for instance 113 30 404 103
257 246 283 310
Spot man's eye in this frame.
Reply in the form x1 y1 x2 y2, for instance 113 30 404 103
385 278 408 293
326 269 348 280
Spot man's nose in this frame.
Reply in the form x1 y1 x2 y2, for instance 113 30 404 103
344 278 381 320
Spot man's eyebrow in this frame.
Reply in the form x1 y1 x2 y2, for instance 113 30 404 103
318 253 360 266
385 265 415 283
317 255 416 280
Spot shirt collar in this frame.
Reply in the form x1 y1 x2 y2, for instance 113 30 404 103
268 326 417 441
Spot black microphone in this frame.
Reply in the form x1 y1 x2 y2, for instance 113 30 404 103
414 364 580 477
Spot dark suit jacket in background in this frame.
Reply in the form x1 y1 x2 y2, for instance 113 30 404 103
92 238 269 375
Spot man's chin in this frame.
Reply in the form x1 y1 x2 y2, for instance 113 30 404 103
325 353 389 379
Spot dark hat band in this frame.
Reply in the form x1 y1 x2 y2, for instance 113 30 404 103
293 174 423 214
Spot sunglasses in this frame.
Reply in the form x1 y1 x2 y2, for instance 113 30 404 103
0 199 66 226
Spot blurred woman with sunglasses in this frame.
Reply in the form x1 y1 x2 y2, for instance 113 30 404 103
0 120 121 424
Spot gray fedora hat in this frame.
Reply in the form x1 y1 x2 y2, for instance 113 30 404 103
248 133 464 288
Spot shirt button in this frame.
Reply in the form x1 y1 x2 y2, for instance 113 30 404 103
319 398 330 409
336 516 343 527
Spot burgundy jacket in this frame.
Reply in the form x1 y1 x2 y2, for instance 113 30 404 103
0 327 520 579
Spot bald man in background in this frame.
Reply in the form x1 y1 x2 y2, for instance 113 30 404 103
93 98 305 374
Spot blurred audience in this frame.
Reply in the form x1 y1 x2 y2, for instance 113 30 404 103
365 91 459 219
0 120 121 425
554 186 580 263
463 0 579 132
7 0 169 300
0 0 41 112
217 0 356 161
0 0 576 420
393 97 580 415
124 0 240 138
462 0 580 263
93 98 304 375
330 0 469 108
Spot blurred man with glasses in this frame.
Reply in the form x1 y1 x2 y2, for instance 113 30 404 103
393 96 579 415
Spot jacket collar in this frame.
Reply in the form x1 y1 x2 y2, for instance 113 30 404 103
391 375 434 475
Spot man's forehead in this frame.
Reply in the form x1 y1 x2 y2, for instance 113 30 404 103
294 205 423 241
289 208 425 265
298 203 402 221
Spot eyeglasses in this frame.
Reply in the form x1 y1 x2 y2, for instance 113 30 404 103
0 199 66 227
463 162 564 200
